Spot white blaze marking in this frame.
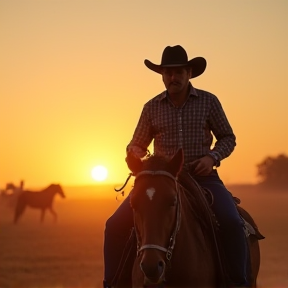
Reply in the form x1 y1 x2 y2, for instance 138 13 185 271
146 187 156 200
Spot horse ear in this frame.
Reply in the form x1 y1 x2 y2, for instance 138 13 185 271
126 152 143 175
168 148 184 176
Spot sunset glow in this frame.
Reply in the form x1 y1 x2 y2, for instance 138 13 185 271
0 1 287 188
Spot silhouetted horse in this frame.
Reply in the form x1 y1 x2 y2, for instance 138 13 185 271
14 184 65 224
2 181 24 209
122 149 264 288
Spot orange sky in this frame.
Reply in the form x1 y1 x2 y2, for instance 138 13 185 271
0 0 287 189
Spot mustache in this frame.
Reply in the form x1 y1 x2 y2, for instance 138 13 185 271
169 81 181 86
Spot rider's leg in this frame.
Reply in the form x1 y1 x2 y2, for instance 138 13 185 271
103 194 134 287
194 170 249 287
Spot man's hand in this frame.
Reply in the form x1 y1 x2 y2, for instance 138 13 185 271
126 146 147 159
189 155 215 176
125 146 146 174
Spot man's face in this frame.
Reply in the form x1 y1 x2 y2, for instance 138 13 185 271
161 67 191 95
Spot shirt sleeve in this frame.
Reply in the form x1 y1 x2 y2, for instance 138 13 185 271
126 103 154 152
208 95 236 163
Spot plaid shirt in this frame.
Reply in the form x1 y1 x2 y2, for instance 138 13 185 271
127 83 236 166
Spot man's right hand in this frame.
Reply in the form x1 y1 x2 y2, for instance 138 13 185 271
188 155 215 176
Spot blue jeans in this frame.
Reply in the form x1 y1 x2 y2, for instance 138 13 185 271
104 194 134 284
192 170 249 286
103 170 248 286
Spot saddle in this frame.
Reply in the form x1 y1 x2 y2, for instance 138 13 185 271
198 181 264 240
178 171 265 240
236 205 265 240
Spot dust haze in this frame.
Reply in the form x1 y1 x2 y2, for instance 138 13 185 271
0 185 287 288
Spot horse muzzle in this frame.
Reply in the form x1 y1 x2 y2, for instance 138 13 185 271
140 257 166 286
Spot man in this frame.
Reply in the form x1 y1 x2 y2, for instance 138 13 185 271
104 45 249 287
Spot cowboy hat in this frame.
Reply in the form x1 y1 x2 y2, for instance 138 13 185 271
144 45 206 78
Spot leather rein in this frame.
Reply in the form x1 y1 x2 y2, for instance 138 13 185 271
134 170 181 261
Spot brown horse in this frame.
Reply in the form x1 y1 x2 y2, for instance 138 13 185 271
14 184 66 224
124 149 264 288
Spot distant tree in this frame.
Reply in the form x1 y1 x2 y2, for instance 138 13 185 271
257 154 288 189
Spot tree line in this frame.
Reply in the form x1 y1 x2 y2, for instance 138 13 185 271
257 153 288 189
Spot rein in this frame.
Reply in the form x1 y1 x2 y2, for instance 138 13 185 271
114 173 133 192
134 170 181 261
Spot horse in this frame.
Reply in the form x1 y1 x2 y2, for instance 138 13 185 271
14 184 66 224
122 149 264 288
1 181 24 209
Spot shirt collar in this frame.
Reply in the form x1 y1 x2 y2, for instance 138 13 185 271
158 82 198 101
189 83 199 97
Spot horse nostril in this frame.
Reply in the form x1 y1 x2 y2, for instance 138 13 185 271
140 261 147 272
158 260 165 274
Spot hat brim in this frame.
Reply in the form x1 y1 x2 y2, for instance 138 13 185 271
144 57 207 78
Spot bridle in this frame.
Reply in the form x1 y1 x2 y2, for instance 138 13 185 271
133 170 182 261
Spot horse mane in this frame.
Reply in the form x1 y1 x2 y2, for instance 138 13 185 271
46 184 61 190
47 183 59 188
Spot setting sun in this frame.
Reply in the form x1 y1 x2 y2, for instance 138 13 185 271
91 165 108 182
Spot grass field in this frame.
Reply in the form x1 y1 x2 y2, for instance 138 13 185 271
0 185 287 288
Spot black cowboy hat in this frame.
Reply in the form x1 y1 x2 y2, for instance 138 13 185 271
144 45 207 78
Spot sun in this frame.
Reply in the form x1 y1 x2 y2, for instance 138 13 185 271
91 165 108 182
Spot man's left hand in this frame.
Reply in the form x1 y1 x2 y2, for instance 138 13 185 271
189 155 215 176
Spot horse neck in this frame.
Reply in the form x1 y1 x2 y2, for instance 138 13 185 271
178 187 197 229
42 186 57 197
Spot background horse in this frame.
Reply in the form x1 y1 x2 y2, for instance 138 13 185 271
1 181 24 209
14 184 66 224
125 149 263 288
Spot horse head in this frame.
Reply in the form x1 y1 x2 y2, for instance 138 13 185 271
6 182 16 191
50 184 66 198
129 149 183 286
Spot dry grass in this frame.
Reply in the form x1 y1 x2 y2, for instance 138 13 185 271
0 185 287 288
